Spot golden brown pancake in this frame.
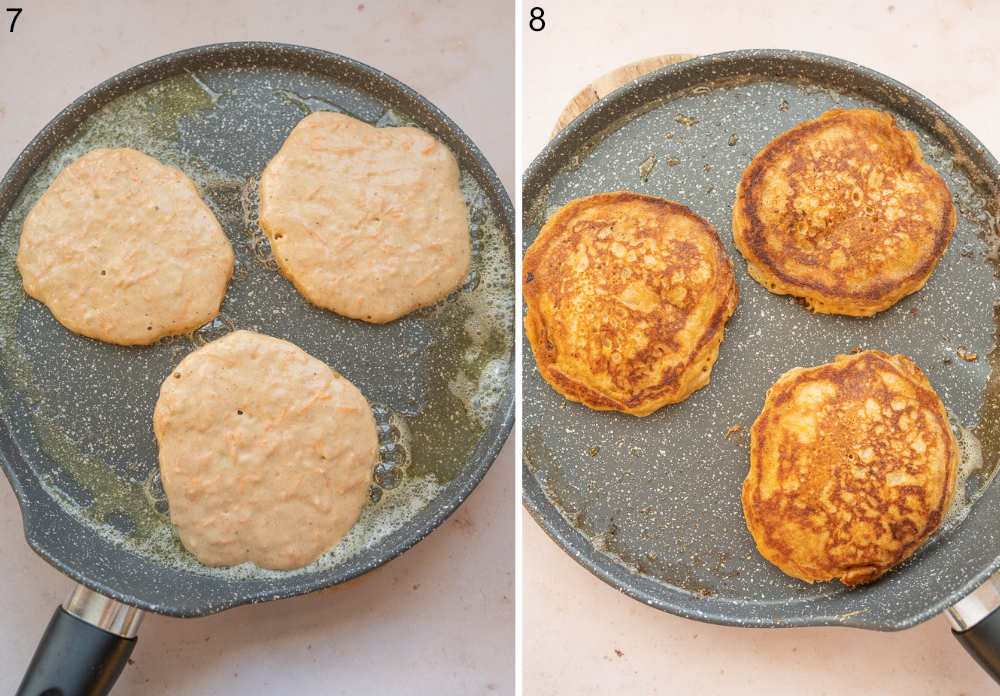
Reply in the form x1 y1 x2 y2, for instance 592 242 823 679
523 192 738 417
733 109 956 316
742 350 958 585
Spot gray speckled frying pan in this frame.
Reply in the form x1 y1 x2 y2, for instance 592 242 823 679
0 42 513 693
522 50 1000 644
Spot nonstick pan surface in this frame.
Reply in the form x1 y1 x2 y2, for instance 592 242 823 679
522 50 1000 629
0 42 514 618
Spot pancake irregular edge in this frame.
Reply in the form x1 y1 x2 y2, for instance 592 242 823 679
16 147 234 345
258 111 471 324
732 108 957 316
741 350 958 586
524 191 738 417
153 329 378 571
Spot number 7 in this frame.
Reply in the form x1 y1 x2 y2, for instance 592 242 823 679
7 8 21 32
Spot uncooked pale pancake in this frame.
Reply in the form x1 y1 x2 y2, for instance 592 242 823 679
523 192 738 417
258 111 471 323
742 351 958 585
733 109 956 316
153 330 377 570
17 148 234 345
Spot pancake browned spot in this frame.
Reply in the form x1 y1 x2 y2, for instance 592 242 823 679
733 109 956 316
742 350 957 585
523 192 738 417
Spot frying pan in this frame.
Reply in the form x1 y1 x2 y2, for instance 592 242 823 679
0 42 513 693
522 49 1000 677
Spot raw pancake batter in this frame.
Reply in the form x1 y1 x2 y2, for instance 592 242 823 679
258 111 471 323
153 330 378 570
17 147 234 345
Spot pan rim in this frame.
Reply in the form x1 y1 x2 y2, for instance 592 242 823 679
521 47 1000 631
0 40 514 617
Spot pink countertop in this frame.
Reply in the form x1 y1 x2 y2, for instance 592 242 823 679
0 1 513 694
522 1 1000 693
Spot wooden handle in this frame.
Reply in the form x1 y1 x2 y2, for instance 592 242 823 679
551 54 698 140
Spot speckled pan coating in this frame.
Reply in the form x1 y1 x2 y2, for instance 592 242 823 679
523 50 1000 630
0 43 513 618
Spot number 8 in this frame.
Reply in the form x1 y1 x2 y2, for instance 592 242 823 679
529 6 545 31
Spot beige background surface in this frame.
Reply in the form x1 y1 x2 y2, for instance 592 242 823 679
0 1 513 694
522 1 1000 694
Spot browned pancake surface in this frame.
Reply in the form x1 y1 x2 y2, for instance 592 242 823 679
742 350 957 585
523 192 738 416
733 109 956 316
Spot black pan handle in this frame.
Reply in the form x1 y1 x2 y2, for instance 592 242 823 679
949 571 1000 685
17 585 144 696
953 607 1000 684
